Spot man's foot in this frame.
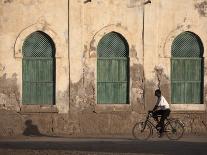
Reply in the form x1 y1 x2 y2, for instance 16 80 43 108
156 124 161 129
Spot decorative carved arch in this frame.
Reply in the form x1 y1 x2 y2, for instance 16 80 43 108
14 22 62 58
88 24 132 58
162 26 206 58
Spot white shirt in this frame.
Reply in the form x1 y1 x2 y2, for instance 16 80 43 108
157 96 170 110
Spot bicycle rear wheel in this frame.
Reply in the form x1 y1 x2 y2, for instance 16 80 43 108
132 122 152 140
165 119 184 140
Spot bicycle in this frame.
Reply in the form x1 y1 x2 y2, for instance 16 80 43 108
132 111 185 140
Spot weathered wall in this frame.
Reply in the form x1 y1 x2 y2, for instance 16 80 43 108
67 0 207 136
69 0 145 115
144 0 207 111
0 0 69 113
0 0 207 137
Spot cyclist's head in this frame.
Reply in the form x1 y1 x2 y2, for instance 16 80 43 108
155 89 161 97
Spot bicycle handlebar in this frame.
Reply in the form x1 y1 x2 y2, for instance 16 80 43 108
148 110 153 113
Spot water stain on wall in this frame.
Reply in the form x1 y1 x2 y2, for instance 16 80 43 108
195 1 207 17
130 45 138 59
3 0 13 3
130 64 144 107
0 73 20 111
70 66 95 113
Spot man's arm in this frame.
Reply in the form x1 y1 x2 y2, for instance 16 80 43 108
152 105 158 111
153 97 161 111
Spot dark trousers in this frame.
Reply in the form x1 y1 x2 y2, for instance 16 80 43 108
153 109 171 133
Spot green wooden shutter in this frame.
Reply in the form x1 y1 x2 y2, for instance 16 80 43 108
171 32 203 104
22 31 55 105
97 32 129 104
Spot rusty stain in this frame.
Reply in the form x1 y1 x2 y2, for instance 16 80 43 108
127 0 143 8
3 0 13 3
187 25 191 29
83 45 88 58
154 65 164 89
130 45 138 59
89 38 96 52
116 23 122 27
0 64 5 73
176 25 183 30
195 1 207 17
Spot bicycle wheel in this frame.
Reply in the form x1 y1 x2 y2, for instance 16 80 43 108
165 119 184 140
132 122 152 140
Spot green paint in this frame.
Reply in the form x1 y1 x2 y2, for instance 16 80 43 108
97 32 129 104
171 32 203 104
22 31 55 105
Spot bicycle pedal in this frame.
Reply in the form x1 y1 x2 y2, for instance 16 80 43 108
156 127 161 129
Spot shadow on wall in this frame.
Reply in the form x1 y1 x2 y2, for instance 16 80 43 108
23 120 43 136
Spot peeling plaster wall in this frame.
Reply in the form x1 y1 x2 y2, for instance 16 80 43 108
68 0 207 135
0 0 207 137
0 0 69 113
69 0 144 112
144 0 207 110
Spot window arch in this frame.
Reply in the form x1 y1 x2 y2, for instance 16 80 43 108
97 32 129 104
22 31 56 105
171 31 203 104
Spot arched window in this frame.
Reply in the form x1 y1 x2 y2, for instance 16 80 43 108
97 32 129 104
22 31 55 105
171 31 203 104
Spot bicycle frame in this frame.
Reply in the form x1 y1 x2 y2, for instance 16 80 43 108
133 111 185 140
165 118 185 129
142 112 182 132
142 112 157 131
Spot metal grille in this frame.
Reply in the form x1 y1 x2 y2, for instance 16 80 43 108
171 31 203 104
171 31 203 57
97 32 129 57
22 31 55 105
22 31 55 57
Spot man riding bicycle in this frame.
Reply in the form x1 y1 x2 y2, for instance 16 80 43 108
152 89 171 137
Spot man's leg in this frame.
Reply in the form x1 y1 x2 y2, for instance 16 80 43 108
159 109 170 134
153 110 163 128
152 111 159 122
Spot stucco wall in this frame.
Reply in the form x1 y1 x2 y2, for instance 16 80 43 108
69 0 145 115
0 0 207 137
0 0 69 113
144 0 207 111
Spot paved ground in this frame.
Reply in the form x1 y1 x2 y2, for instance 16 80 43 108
0 135 207 155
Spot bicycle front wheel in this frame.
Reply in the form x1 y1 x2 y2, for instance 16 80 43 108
165 119 184 140
132 122 152 140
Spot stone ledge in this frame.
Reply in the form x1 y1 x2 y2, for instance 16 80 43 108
19 105 58 114
171 104 206 111
95 104 132 113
